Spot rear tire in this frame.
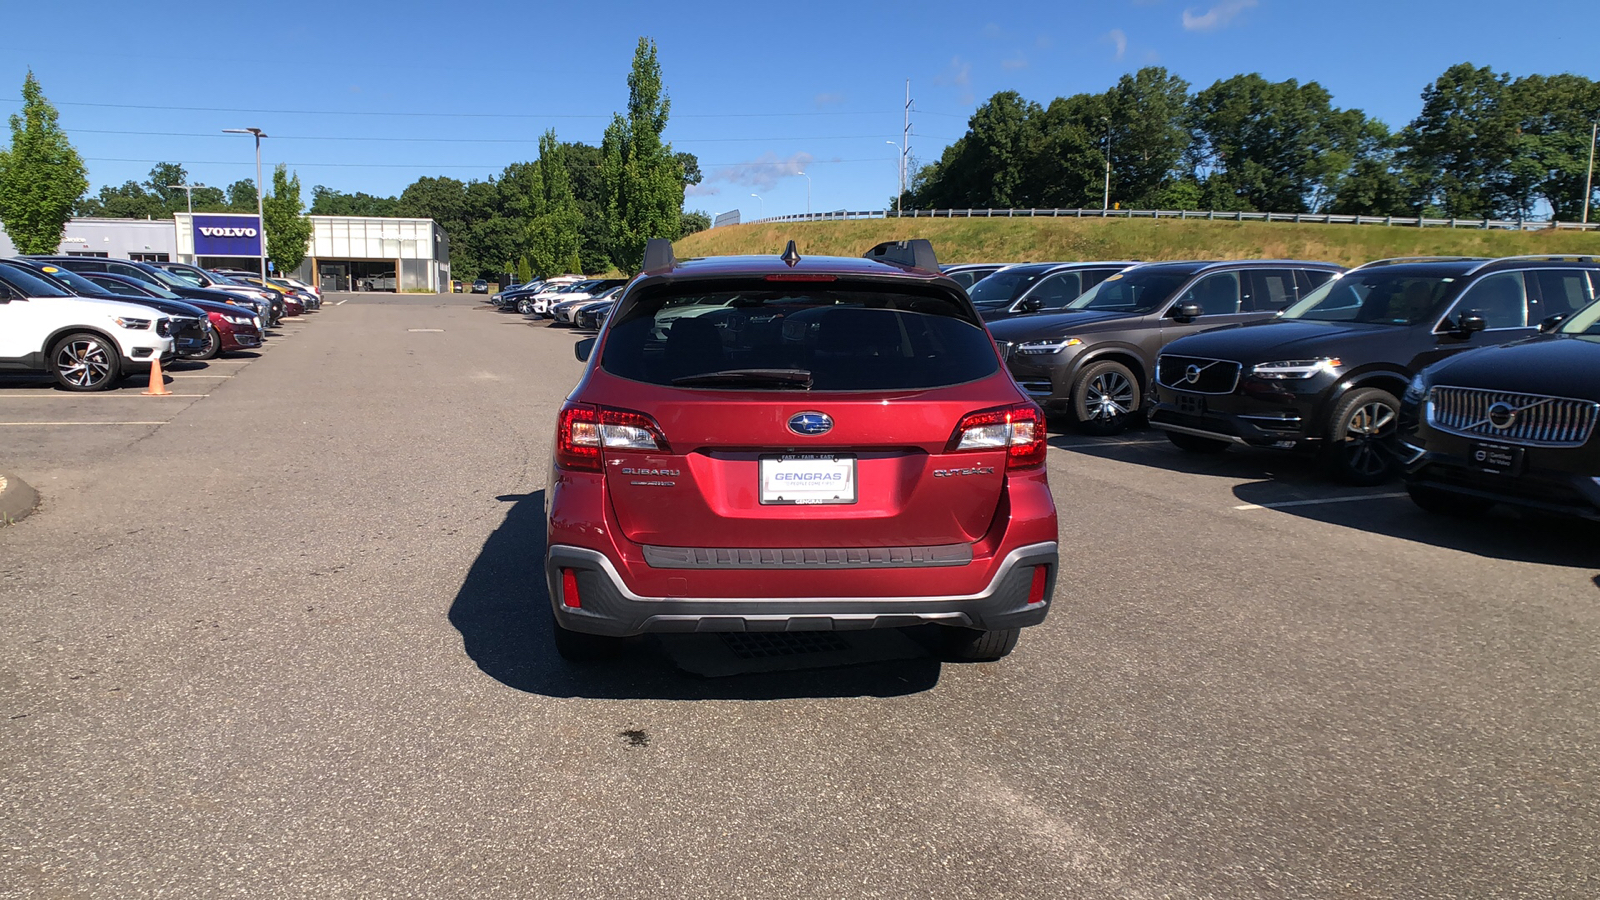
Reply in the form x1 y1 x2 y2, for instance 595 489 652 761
940 626 1021 662
49 332 121 392
188 328 222 361
1321 387 1401 486
552 615 626 662
1165 430 1231 453
1072 361 1141 436
1406 484 1493 517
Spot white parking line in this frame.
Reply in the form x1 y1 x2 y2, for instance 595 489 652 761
336 298 349 306
1233 492 1408 511
168 373 234 378
0 421 168 426
0 394 207 399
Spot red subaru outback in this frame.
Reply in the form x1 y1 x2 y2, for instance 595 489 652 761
546 239 1059 662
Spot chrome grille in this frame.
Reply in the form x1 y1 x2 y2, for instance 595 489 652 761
1427 386 1599 447
1156 355 1242 394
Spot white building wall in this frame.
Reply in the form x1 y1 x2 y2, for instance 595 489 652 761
0 218 178 259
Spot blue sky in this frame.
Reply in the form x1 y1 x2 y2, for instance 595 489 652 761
2 0 1594 222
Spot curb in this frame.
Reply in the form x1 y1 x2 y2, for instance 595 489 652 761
0 472 39 526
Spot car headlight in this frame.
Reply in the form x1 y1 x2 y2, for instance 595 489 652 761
1016 338 1082 355
1251 358 1342 380
113 316 152 330
252 316 263 329
225 315 253 325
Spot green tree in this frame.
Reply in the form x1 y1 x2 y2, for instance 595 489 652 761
262 164 313 274
0 71 88 253
226 179 258 212
600 37 686 274
527 131 583 277
309 185 401 217
680 210 711 236
1104 67 1193 207
1398 64 1516 218
76 180 163 219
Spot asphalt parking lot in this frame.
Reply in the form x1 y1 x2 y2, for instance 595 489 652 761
3 293 1597 898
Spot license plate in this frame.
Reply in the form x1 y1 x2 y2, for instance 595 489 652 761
1469 441 1521 474
1176 394 1205 415
760 454 857 505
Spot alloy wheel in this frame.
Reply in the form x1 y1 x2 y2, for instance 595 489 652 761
1085 371 1135 421
1340 399 1397 478
56 339 113 388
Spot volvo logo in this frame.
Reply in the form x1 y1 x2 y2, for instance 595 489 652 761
198 226 258 238
787 411 833 436
1486 402 1518 429
1184 364 1203 384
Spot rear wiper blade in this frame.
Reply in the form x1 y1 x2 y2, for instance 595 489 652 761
672 368 814 389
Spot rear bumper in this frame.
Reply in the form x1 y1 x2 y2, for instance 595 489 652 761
547 541 1058 637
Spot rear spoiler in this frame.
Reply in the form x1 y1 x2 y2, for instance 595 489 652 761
864 239 940 275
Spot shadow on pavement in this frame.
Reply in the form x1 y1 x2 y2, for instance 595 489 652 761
1232 481 1600 569
448 491 942 700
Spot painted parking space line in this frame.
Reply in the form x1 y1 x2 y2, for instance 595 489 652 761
1233 492 1408 511
0 394 208 399
168 373 235 378
336 298 350 306
0 421 169 426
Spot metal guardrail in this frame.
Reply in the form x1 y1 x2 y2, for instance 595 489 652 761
751 207 1600 232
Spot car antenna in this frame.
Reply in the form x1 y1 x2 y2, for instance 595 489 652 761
641 238 678 274
781 240 801 266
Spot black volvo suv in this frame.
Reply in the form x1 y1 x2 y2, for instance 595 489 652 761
1150 256 1600 484
989 260 1342 434
1399 292 1600 520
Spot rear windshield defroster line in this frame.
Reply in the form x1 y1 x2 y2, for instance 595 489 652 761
601 284 999 391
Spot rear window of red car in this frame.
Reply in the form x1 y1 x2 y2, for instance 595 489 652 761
601 284 999 391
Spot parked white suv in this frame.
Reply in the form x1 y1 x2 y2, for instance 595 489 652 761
0 261 176 391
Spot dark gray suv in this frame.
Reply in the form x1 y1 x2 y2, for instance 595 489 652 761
988 260 1343 433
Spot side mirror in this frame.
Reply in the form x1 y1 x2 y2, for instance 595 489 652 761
1539 313 1568 334
1457 314 1488 335
574 338 596 363
1170 302 1203 322
1019 298 1043 313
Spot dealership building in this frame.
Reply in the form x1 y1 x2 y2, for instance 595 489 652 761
1 213 450 292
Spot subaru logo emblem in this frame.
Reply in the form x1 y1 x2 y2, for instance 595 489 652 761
788 411 833 436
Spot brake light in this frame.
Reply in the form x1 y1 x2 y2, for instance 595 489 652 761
764 273 837 282
555 403 670 472
946 403 1046 469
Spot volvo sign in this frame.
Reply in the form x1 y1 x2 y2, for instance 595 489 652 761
192 214 262 256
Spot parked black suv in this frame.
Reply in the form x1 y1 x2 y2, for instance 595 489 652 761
990 260 1342 433
1150 256 1600 483
1399 291 1600 520
977 262 1134 323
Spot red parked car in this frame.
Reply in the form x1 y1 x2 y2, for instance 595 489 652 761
546 239 1060 662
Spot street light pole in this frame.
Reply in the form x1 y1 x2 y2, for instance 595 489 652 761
750 193 764 220
1584 121 1597 226
1101 117 1112 211
797 170 812 215
167 184 196 215
223 128 269 280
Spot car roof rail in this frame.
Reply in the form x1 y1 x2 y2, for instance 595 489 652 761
641 238 678 274
1353 255 1488 269
1479 254 1600 265
864 239 939 274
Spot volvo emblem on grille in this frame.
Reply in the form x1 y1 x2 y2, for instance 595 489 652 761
788 411 833 436
1184 364 1203 384
1486 402 1518 429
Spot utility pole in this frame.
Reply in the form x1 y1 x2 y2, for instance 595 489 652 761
223 128 269 280
1102 117 1112 211
1584 121 1597 226
167 183 196 214
901 79 912 215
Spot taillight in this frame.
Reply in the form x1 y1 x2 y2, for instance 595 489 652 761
946 403 1046 469
764 273 837 282
555 403 670 472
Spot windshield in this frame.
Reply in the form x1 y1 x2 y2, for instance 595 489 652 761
1281 271 1457 325
146 266 194 290
31 264 113 296
602 285 997 391
0 263 75 297
1559 298 1600 336
161 265 207 287
1065 270 1190 314
967 267 1052 306
111 277 182 300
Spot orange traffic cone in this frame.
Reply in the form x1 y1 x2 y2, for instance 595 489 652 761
141 356 171 396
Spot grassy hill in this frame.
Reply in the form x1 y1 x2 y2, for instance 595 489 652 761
675 218 1600 268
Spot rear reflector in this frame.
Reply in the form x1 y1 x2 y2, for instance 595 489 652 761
1027 566 1048 604
562 569 581 608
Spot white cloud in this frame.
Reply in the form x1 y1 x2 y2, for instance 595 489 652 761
1001 54 1029 70
981 23 1006 39
709 152 814 192
1182 0 1257 31
813 92 845 107
1104 29 1128 60
936 56 974 105
685 184 721 197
